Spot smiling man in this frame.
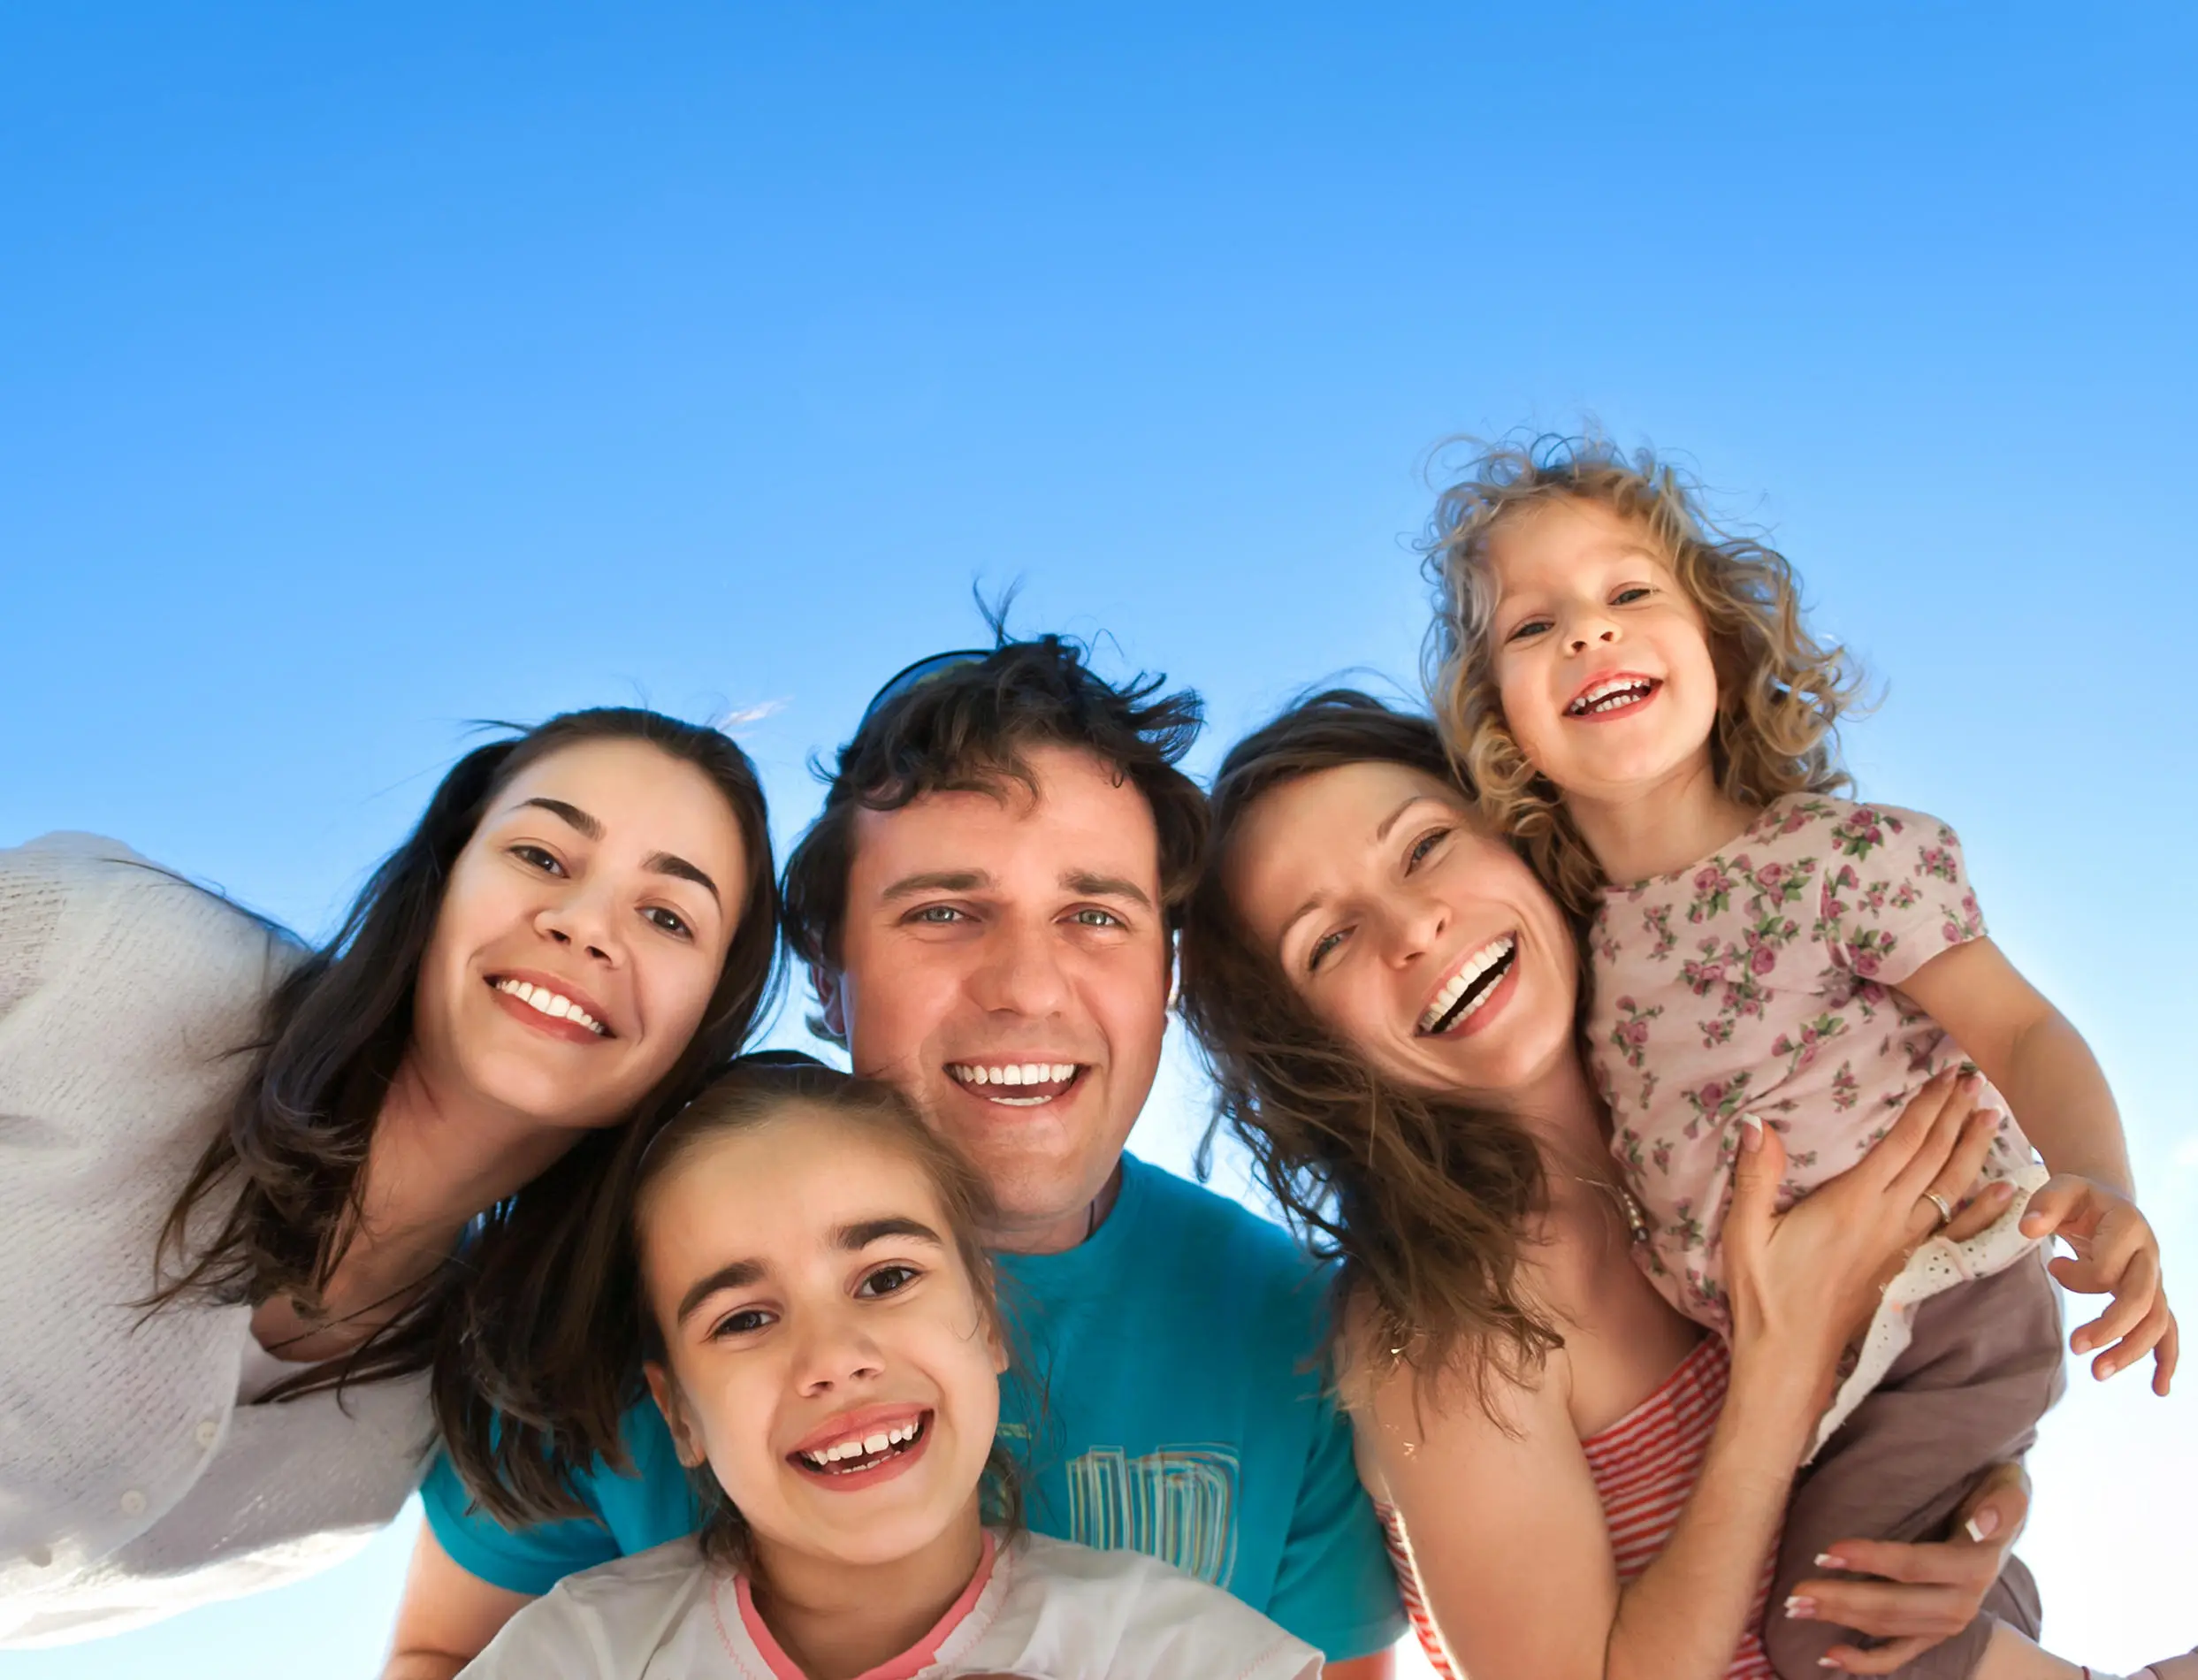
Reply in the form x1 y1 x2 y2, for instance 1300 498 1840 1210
385 638 1404 1677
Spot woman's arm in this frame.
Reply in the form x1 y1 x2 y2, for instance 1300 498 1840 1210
1376 1073 1997 1680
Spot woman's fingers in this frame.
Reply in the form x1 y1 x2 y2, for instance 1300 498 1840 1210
1858 1070 1965 1194
1938 1180 2014 1243
1820 1633 1939 1674
1790 1575 1973 1637
2153 1310 2180 1395
1883 1084 1979 1214
1724 1112 1784 1256
1898 1107 2000 1246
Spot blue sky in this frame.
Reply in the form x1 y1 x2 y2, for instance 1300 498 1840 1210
4 4 2192 1672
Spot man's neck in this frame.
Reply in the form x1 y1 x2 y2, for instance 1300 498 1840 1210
1567 752 1758 888
751 1499 988 1680
248 1055 578 1360
987 1159 1125 1256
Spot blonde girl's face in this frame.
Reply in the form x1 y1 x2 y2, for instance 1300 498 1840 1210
1483 498 1723 808
641 1109 1006 1572
1226 760 1581 1106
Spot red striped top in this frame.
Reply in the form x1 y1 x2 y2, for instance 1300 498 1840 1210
1380 1335 1776 1677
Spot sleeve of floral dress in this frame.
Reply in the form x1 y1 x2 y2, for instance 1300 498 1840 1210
1817 802 1989 990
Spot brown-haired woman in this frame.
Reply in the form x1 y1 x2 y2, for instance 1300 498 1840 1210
1176 692 2185 1680
0 707 778 1646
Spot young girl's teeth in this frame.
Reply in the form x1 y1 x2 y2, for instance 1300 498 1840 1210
495 978 607 1035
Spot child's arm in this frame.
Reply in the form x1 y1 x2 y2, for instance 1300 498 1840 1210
1897 936 2178 1394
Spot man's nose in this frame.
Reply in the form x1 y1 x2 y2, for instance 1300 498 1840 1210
969 915 1072 1016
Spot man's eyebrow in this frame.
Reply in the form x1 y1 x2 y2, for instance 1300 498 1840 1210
648 852 721 905
1061 870 1154 912
880 869 989 902
675 1257 767 1325
515 797 604 840
836 1216 945 1251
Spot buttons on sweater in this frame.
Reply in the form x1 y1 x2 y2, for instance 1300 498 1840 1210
195 1419 220 1449
118 1490 146 1516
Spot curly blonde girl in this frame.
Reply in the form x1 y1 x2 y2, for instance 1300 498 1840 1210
1422 434 1862 916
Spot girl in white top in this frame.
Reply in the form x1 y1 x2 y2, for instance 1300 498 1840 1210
0 707 779 1646
460 1057 1320 1680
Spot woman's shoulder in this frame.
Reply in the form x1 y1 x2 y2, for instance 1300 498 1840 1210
1 830 301 988
0 832 304 1140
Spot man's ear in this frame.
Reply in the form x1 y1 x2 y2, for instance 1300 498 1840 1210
809 960 848 1043
645 1360 706 1470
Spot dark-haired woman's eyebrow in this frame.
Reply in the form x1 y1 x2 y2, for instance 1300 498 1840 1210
648 852 720 905
834 1216 944 1252
512 796 606 839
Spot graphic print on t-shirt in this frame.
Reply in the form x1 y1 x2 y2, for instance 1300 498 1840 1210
1064 1445 1240 1587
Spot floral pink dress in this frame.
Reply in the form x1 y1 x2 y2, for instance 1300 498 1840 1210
1588 796 2047 1446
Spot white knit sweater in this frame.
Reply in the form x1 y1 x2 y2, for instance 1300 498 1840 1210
0 834 433 1647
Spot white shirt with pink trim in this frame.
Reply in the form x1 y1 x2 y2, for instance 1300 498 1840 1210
458 1529 1323 1680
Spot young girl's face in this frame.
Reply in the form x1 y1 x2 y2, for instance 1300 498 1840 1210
640 1108 1006 1570
1484 497 1722 806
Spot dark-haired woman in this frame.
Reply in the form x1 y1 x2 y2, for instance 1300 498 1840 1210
1178 693 2187 1680
0 709 778 1646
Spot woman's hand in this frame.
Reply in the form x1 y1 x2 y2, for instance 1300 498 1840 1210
1786 1462 2031 1674
1724 1070 2007 1379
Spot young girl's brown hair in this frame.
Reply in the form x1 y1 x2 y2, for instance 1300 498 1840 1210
1422 434 1862 916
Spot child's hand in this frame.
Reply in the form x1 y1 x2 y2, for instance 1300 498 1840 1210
2019 1172 2178 1393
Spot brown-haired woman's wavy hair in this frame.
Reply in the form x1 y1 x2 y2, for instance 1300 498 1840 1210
145 708 780 1482
1178 691 1559 1408
1422 434 1862 916
477 1052 1020 1559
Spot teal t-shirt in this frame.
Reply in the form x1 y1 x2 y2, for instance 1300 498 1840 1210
420 1152 1404 1661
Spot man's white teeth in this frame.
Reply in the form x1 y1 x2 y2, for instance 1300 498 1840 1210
1418 935 1518 1035
799 1418 922 1469
494 978 607 1036
1567 677 1655 717
949 1062 1077 1088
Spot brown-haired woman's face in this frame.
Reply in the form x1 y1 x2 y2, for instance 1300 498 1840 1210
411 737 749 1130
1226 760 1578 1105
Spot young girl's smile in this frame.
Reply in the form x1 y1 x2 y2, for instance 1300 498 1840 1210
639 1105 1007 1572
1486 497 1723 812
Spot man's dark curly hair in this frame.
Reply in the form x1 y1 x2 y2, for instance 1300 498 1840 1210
783 633 1207 1042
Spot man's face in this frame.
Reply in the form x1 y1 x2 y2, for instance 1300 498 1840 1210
821 744 1172 1254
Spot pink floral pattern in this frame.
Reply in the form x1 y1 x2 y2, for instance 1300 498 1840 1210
1589 796 2028 1332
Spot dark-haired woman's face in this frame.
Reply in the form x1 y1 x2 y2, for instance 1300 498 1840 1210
1226 760 1579 1108
410 738 749 1131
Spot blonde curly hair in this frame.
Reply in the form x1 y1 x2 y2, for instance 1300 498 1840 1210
1422 435 1861 917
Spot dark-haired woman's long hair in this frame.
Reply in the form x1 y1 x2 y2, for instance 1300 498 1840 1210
1177 690 1559 1410
147 708 781 1489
